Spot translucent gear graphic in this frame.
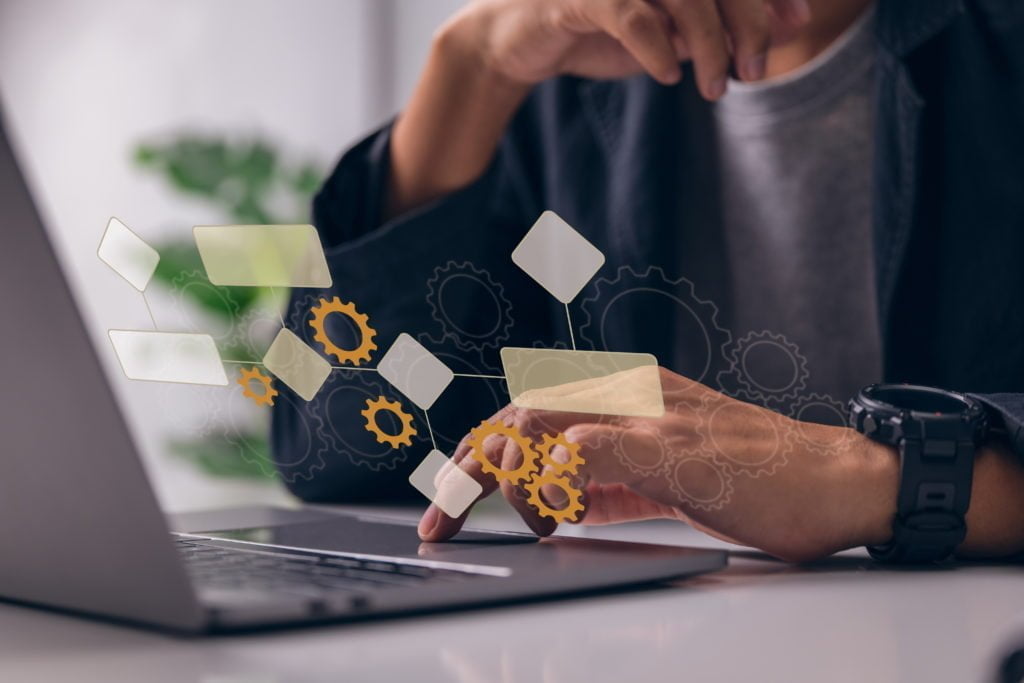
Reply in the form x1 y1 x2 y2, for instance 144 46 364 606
170 269 240 343
222 366 326 483
612 421 672 479
227 306 282 360
788 393 854 456
309 370 424 473
286 293 321 347
536 433 585 476
718 331 809 407
360 396 417 449
308 296 378 366
667 453 735 512
425 261 514 351
693 393 795 478
467 420 541 485
237 366 278 407
577 266 731 391
524 470 586 523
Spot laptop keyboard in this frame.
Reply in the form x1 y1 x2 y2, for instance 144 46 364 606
176 538 476 601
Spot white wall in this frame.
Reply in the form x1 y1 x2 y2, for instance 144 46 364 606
0 0 464 511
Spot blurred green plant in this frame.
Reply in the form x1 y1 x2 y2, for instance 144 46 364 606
134 134 324 479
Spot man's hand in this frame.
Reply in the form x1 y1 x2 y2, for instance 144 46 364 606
418 368 899 562
388 0 811 216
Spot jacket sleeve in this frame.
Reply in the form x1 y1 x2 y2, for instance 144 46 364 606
270 114 559 502
972 394 1024 459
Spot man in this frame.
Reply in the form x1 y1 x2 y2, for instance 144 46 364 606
272 0 1024 562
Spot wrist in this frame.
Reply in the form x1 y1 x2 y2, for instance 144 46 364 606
841 431 899 549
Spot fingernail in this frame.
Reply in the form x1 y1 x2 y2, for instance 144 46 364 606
663 65 682 85
418 506 440 538
708 77 727 100
745 54 766 82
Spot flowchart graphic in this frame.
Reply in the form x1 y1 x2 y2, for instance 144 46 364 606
97 210 658 521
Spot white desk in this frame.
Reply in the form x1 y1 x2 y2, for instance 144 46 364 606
1 504 1021 683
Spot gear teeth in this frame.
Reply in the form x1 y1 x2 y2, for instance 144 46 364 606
536 433 585 476
361 396 417 449
467 420 541 485
308 296 378 366
237 366 278 407
524 471 586 523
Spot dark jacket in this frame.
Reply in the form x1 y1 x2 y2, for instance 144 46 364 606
272 0 1024 501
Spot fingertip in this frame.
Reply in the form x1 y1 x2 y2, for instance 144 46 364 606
417 505 441 540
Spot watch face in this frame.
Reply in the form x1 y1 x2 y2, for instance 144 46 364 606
867 385 968 414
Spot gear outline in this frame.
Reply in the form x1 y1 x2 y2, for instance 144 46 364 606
524 470 586 523
577 266 731 390
237 366 278 407
693 393 796 479
667 452 735 512
360 395 418 449
222 366 327 483
718 330 809 407
788 392 854 456
612 421 672 479
425 261 514 351
467 420 541 485
309 370 423 473
536 433 585 476
170 269 240 343
308 296 378 366
227 305 283 360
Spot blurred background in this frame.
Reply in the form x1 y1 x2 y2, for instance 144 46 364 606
0 0 464 512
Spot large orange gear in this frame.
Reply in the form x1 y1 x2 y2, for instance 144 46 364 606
360 396 417 449
308 296 377 366
467 420 540 485
238 366 278 407
536 433 585 476
524 470 585 523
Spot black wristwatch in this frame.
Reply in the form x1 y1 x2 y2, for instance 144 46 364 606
848 384 988 564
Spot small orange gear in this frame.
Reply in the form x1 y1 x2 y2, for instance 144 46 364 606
536 433 585 476
308 296 377 366
467 420 541 485
524 470 585 523
238 366 278 407
360 396 417 449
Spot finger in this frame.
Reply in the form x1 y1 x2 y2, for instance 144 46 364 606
766 0 811 26
418 430 509 541
716 0 770 82
573 0 683 85
658 0 731 99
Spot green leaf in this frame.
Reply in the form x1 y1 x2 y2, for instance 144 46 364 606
168 434 277 480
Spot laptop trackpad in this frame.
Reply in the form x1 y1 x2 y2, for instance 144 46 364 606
197 514 537 559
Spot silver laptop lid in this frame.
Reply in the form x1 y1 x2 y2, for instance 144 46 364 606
0 105 203 631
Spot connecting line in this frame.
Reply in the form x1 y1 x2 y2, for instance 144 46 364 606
565 303 577 350
423 410 438 451
269 287 287 328
223 359 264 365
331 365 378 373
141 290 158 330
452 372 506 380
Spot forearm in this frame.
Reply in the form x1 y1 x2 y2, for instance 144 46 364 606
387 14 530 219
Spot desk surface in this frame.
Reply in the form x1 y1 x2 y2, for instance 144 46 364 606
1 504 1022 683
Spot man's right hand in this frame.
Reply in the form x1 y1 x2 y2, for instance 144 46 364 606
388 0 810 217
449 0 810 98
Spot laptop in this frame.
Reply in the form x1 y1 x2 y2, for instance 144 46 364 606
0 107 727 634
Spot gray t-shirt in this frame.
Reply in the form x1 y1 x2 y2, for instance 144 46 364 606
710 5 882 404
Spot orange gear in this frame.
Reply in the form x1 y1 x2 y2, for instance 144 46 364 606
467 420 541 485
360 396 417 449
308 296 377 366
238 366 278 407
536 433 585 476
524 470 585 523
